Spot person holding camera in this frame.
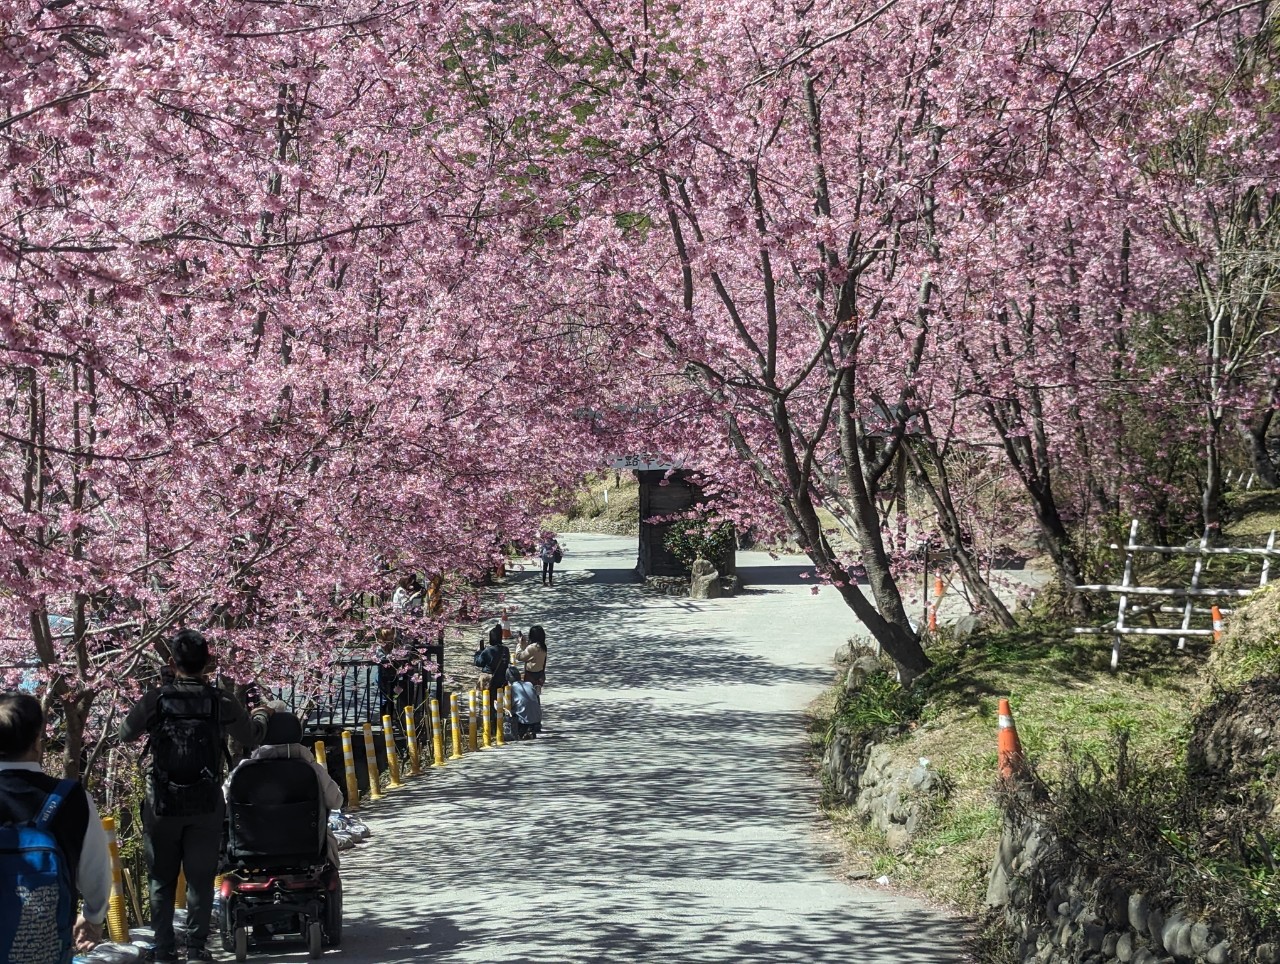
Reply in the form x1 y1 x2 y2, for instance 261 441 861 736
514 625 549 693
119 630 272 964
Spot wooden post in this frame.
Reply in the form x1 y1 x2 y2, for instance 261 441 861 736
1112 519 1139 670
1177 528 1210 651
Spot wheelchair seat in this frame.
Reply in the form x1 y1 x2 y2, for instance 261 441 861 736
225 757 327 870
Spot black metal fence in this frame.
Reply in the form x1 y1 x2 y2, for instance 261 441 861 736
268 640 444 733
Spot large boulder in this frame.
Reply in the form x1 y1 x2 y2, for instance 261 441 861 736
844 653 885 694
690 558 722 599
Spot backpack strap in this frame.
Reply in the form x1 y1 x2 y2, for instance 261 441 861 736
35 779 77 831
198 682 233 772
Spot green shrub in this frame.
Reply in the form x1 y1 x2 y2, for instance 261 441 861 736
827 671 925 740
663 516 735 569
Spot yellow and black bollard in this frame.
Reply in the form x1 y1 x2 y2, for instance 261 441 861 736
467 691 480 753
403 706 422 775
494 689 506 747
430 698 446 766
175 867 187 910
481 691 492 748
503 685 513 742
362 722 384 800
314 740 327 768
102 816 129 943
449 694 464 759
341 730 360 810
382 715 404 788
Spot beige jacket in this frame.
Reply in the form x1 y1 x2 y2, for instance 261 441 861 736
514 642 547 673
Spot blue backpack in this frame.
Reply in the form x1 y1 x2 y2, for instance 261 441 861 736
0 779 77 964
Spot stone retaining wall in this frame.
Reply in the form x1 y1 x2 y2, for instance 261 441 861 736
987 816 1272 964
823 730 943 851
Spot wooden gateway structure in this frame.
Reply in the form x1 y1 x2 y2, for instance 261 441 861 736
612 457 735 579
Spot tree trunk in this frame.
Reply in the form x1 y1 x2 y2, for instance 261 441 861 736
60 698 86 780
1202 415 1224 537
903 441 1016 628
1240 413 1279 489
758 404 931 684
1029 489 1090 616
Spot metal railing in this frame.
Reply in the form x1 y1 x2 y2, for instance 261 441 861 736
268 637 445 732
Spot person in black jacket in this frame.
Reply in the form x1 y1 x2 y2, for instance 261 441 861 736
119 631 271 964
473 623 511 722
0 693 112 962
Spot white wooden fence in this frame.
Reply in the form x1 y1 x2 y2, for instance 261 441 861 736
1074 519 1279 669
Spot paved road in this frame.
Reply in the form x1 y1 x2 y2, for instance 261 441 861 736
260 535 970 962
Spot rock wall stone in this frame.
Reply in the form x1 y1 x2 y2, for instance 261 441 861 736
822 731 944 851
987 815 1245 964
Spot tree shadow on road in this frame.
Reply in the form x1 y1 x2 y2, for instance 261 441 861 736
328 538 971 964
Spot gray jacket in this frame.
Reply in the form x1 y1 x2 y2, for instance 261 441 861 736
508 680 542 725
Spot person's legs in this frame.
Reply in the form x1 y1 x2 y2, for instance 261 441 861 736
182 803 225 959
541 558 551 584
143 806 185 961
547 560 555 585
487 682 503 737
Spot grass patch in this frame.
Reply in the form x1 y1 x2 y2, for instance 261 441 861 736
1019 733 1280 945
817 620 1198 914
1224 490 1280 544
1205 583 1280 692
826 669 932 739
544 473 640 535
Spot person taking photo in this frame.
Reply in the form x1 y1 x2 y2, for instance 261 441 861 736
120 630 271 964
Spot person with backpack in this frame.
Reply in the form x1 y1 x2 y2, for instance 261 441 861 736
0 692 112 964
536 532 562 586
473 623 511 722
119 630 272 964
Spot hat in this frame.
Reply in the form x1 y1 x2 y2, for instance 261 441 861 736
263 711 303 746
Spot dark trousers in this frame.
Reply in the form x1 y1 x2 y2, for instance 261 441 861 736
143 799 225 956
541 558 554 583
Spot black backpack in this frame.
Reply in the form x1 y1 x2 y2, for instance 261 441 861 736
147 683 227 817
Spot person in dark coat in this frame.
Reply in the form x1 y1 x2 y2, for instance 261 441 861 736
473 624 511 722
119 631 271 964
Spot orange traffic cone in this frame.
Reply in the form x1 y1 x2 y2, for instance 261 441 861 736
1211 605 1224 642
997 698 1025 781
501 610 512 640
928 576 944 632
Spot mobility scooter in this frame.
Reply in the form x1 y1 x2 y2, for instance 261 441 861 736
219 756 342 960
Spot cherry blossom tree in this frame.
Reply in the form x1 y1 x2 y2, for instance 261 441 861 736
0 0 600 775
